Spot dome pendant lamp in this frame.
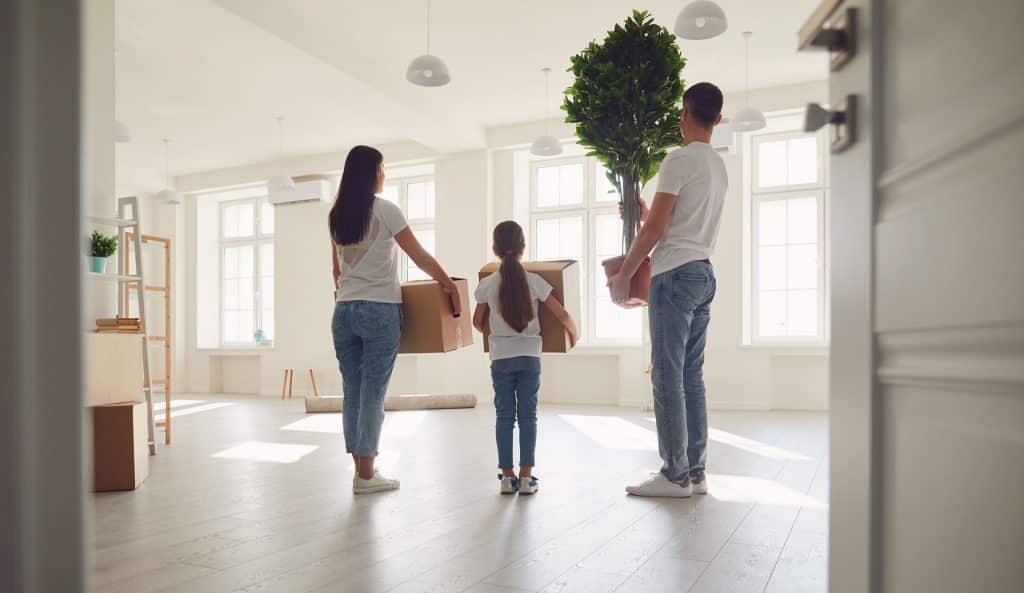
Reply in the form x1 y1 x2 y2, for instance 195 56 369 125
406 0 451 87
155 139 182 205
530 67 562 157
732 31 767 132
674 0 728 40
267 116 295 191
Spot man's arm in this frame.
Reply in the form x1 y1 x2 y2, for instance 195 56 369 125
609 192 677 303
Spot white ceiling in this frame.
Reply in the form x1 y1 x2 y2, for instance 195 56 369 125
116 0 827 193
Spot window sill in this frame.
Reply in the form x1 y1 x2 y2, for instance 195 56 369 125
197 344 275 355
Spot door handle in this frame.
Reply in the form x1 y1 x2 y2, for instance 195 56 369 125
805 96 856 153
798 4 856 71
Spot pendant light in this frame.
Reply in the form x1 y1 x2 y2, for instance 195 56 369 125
267 116 295 190
115 120 132 143
732 31 767 132
674 0 728 40
406 0 450 87
530 67 562 157
155 139 182 205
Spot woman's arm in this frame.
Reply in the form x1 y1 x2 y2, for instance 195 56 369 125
331 240 341 300
473 303 489 334
393 227 462 316
542 293 579 346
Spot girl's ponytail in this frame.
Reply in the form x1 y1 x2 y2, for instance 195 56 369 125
493 221 534 333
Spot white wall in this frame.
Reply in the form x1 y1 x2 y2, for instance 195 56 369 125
175 81 830 410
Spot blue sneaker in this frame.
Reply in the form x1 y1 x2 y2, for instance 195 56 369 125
499 474 519 495
519 475 539 495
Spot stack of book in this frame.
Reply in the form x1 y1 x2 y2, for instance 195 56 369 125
95 317 142 333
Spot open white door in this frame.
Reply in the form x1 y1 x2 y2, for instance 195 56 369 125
803 0 1024 591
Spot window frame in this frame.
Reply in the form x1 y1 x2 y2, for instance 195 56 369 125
528 155 641 346
380 174 436 282
747 126 830 347
218 196 274 346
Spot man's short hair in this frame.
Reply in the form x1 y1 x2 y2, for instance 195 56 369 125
683 82 723 129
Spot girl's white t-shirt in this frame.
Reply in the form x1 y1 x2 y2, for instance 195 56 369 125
474 270 553 360
335 198 409 303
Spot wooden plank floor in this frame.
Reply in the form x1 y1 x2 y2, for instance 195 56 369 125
91 395 828 593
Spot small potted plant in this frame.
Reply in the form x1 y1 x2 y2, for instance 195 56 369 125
88 230 118 274
564 10 686 306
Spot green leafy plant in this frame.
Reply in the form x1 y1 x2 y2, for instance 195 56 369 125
563 9 686 251
89 230 118 258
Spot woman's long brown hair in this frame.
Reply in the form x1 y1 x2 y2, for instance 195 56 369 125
493 221 533 333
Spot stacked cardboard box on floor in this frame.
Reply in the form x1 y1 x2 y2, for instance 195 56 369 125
478 259 580 353
399 277 474 353
86 332 150 491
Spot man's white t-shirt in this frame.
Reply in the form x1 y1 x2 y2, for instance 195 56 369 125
651 141 729 277
474 271 553 360
335 198 409 303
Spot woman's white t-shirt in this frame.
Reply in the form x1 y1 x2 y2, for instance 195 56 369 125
474 270 553 360
335 198 409 303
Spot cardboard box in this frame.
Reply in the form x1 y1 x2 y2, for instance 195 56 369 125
478 260 580 353
399 277 474 353
85 333 145 406
92 401 149 492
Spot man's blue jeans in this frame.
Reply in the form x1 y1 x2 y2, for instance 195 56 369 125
490 356 541 469
649 259 716 483
332 301 402 457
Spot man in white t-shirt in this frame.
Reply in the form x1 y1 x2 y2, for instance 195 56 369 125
609 82 728 498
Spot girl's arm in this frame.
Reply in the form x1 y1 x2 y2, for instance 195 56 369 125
393 227 462 316
542 293 579 346
473 303 489 334
331 240 341 300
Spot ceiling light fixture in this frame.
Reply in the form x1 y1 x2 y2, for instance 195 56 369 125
732 31 767 132
155 139 182 205
530 67 562 157
406 0 451 87
674 0 728 40
267 116 295 190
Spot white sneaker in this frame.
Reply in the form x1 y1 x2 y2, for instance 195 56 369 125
353 470 400 494
626 473 692 498
499 474 519 495
519 475 539 495
691 474 709 495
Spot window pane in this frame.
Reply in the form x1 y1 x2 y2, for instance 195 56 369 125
787 244 818 290
407 181 435 220
788 290 818 336
260 244 274 277
237 277 254 311
407 228 435 281
223 203 255 238
260 200 275 235
223 247 238 278
224 245 253 278
786 197 818 244
237 245 254 277
757 140 788 188
558 164 584 206
236 309 254 343
224 278 239 309
595 297 642 340
536 166 559 208
261 308 275 341
535 216 582 261
758 246 786 291
260 277 274 309
595 214 622 257
757 200 787 246
759 291 787 337
379 184 399 205
596 169 620 202
223 311 239 343
787 137 819 185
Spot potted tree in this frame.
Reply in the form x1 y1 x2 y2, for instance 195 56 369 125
88 230 118 273
563 10 685 306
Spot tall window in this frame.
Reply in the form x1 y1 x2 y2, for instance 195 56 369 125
220 197 274 344
529 156 642 344
749 128 828 344
379 176 436 281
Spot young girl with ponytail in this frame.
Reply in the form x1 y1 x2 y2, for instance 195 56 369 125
473 221 578 495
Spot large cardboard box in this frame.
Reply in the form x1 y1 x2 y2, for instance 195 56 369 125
399 277 474 353
92 401 149 492
85 333 145 406
478 260 580 353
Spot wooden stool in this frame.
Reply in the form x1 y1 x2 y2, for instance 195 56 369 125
281 368 318 399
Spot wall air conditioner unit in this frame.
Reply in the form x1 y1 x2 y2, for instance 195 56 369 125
711 121 737 154
268 175 333 206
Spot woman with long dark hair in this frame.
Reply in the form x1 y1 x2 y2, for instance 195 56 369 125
330 145 461 494
472 221 578 495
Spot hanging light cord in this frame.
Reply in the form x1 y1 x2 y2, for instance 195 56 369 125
276 117 285 159
543 67 551 135
426 0 431 55
162 139 170 187
744 32 751 108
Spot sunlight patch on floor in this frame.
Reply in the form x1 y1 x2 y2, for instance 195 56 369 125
559 414 657 450
212 441 318 463
708 428 813 461
709 474 829 509
155 402 233 422
281 414 341 434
